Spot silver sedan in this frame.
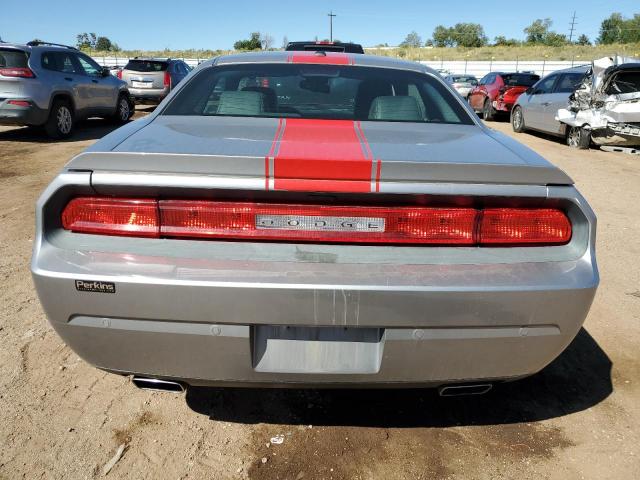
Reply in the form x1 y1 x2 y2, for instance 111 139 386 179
511 66 589 146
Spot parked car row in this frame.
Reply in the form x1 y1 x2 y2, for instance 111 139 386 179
0 41 191 138
439 59 640 151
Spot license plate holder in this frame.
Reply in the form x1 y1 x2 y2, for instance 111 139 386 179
252 326 384 374
132 81 151 89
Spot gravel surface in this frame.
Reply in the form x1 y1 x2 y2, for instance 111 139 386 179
0 112 638 479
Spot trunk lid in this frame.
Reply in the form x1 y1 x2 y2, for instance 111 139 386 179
68 116 572 187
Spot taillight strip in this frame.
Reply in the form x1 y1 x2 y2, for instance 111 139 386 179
61 197 572 246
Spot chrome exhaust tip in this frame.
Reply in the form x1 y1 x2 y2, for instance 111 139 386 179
438 383 492 397
132 376 185 393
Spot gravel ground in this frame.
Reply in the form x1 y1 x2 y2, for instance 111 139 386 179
0 111 638 480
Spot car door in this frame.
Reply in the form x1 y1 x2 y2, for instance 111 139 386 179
40 51 89 115
523 74 558 131
541 72 586 135
469 74 491 110
75 53 117 115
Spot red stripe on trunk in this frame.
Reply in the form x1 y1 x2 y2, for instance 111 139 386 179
273 119 373 192
290 52 351 65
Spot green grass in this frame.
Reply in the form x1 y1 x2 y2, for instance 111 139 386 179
366 43 640 61
85 43 640 62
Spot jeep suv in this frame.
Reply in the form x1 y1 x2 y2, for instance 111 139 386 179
0 41 133 138
117 58 191 104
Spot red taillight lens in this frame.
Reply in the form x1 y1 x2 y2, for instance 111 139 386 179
479 209 571 245
60 198 571 246
61 198 159 237
116 69 122 79
159 201 477 244
163 71 171 88
7 100 30 107
0 67 35 78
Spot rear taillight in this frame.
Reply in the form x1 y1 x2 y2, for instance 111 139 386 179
116 69 122 79
61 198 572 246
163 71 171 88
0 67 35 78
479 209 571 244
7 100 30 107
160 201 478 244
61 198 159 237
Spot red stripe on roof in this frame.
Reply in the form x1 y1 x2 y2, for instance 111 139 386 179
273 119 373 193
289 52 351 65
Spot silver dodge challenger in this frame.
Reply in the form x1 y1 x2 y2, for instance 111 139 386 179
31 51 599 395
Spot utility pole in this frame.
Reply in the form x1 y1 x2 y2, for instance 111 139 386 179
568 11 577 43
328 11 336 42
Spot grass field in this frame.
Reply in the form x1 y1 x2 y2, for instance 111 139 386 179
86 43 640 61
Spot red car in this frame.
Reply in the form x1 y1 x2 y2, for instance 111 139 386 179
469 72 540 120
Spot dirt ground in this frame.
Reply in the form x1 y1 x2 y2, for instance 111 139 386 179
1 111 639 480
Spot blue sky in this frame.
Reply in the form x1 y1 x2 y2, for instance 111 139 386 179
1 0 637 50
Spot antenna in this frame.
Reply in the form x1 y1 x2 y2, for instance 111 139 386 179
328 11 337 42
568 11 577 43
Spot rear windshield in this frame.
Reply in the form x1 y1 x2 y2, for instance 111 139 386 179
501 73 540 87
124 60 168 72
451 76 477 85
0 48 29 68
163 64 473 124
606 70 640 95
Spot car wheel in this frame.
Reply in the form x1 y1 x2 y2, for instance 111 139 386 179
44 99 74 139
482 99 495 121
511 106 525 133
566 126 590 149
110 94 132 124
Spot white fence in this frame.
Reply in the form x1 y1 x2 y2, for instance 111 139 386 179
93 56 585 78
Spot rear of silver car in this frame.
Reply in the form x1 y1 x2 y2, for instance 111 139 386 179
31 170 598 388
32 55 598 389
120 59 169 103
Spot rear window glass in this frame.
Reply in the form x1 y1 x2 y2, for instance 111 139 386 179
606 70 640 95
163 64 473 124
451 76 477 85
501 73 540 87
124 60 168 72
0 49 28 68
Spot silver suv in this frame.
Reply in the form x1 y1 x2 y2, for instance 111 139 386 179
118 58 191 104
0 41 133 138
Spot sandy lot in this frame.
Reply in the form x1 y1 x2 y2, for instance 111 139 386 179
1 113 639 480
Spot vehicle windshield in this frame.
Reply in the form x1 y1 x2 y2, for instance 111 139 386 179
0 48 29 68
502 73 540 87
124 60 168 72
163 64 474 124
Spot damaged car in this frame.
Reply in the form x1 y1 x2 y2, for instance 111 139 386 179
557 56 640 149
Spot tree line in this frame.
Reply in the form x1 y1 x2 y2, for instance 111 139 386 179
400 12 640 48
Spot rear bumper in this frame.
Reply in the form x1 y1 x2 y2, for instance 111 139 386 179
128 87 168 103
31 172 599 387
0 99 48 126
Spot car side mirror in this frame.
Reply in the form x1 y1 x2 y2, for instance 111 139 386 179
101 67 111 77
525 87 534 95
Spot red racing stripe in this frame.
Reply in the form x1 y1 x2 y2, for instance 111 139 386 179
289 52 351 65
272 119 374 193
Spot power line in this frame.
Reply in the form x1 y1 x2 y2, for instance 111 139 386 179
569 11 577 42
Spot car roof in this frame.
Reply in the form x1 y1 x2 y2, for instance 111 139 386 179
206 51 431 74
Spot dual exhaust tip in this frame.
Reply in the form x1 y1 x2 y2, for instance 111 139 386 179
132 376 492 397
132 376 185 393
